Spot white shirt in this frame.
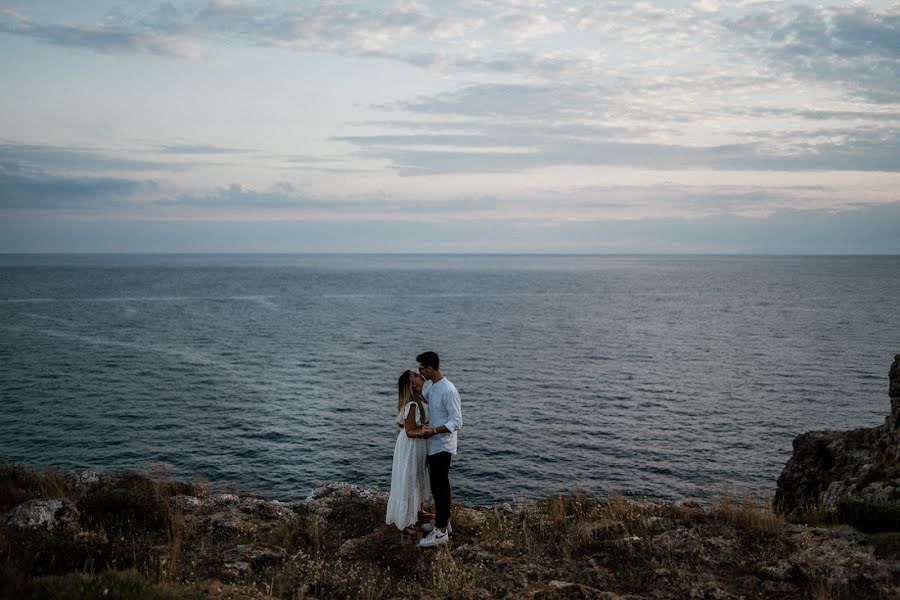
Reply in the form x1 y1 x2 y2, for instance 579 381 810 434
424 377 462 455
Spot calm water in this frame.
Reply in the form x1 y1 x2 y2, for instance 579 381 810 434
1 254 897 505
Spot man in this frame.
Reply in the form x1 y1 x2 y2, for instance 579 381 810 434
417 350 462 547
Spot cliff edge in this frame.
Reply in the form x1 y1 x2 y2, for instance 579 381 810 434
3 466 900 599
775 354 900 516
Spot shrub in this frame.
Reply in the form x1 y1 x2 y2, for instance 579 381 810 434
2 530 112 576
77 475 170 533
0 465 76 511
0 568 198 600
870 532 900 559
834 498 900 534
323 494 388 544
709 488 782 536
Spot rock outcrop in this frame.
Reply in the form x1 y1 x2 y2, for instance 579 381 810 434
4 499 79 531
4 473 900 599
775 354 900 515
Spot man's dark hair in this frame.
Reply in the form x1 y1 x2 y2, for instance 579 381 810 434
416 351 440 370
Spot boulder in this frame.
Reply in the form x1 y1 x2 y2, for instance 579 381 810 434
5 499 79 531
306 483 387 517
205 510 258 537
222 544 285 567
775 355 900 514
76 469 100 487
237 497 295 521
211 493 240 505
171 495 203 510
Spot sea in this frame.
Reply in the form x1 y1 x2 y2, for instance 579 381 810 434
1 254 897 505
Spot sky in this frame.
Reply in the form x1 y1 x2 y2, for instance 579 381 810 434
0 0 899 253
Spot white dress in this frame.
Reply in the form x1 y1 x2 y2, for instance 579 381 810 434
385 401 430 530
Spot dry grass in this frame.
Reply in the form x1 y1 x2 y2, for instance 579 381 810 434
708 488 782 536
0 464 77 511
3 467 897 599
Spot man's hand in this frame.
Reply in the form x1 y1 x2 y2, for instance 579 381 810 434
420 426 436 438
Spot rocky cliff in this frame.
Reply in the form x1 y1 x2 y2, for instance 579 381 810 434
3 466 900 599
775 354 900 516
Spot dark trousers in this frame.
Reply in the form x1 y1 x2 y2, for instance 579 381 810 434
427 451 453 528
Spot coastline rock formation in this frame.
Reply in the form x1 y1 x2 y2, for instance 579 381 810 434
775 354 900 515
3 466 900 599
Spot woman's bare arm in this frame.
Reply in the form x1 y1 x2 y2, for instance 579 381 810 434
403 403 422 438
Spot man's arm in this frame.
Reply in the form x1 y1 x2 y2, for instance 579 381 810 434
436 387 462 434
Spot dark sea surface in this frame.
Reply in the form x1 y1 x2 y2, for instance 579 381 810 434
1 254 897 505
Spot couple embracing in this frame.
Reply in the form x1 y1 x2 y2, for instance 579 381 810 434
385 351 462 547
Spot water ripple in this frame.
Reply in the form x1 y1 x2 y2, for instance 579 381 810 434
2 255 898 503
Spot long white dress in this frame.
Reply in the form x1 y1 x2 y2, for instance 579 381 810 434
385 401 430 530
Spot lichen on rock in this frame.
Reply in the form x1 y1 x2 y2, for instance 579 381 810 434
5 499 79 531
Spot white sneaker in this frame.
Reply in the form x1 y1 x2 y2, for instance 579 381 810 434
421 521 451 534
419 526 450 547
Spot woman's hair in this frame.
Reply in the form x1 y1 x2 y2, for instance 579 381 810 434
397 370 425 422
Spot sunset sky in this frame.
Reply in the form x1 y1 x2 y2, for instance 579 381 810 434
1 0 898 253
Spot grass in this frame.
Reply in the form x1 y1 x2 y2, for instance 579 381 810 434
0 566 200 600
0 464 76 512
2 464 899 599
787 498 900 534
708 488 782 536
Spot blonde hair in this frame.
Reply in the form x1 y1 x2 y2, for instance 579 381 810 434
397 370 425 423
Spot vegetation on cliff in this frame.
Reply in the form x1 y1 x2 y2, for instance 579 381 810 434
2 463 899 599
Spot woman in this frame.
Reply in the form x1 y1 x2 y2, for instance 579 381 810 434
385 369 431 531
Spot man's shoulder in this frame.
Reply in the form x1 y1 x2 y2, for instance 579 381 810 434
440 378 459 395
431 377 451 396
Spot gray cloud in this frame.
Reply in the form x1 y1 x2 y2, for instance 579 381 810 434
0 2 463 58
332 122 644 148
158 143 248 155
396 49 606 79
558 182 835 213
0 142 183 173
0 6 193 57
0 163 155 209
740 107 900 122
343 82 900 173
389 82 620 120
160 183 331 210
158 182 499 214
367 134 900 175
0 3 589 79
725 5 900 103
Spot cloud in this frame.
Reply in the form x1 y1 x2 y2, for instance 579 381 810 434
359 135 900 175
575 1 722 48
158 143 248 155
0 2 473 58
725 5 900 103
388 82 619 120
741 107 900 122
344 81 900 174
396 49 606 80
0 6 195 57
0 163 155 209
0 2 595 78
0 142 182 173
157 182 500 216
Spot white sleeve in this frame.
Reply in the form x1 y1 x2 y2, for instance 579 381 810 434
398 402 419 424
442 388 462 432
